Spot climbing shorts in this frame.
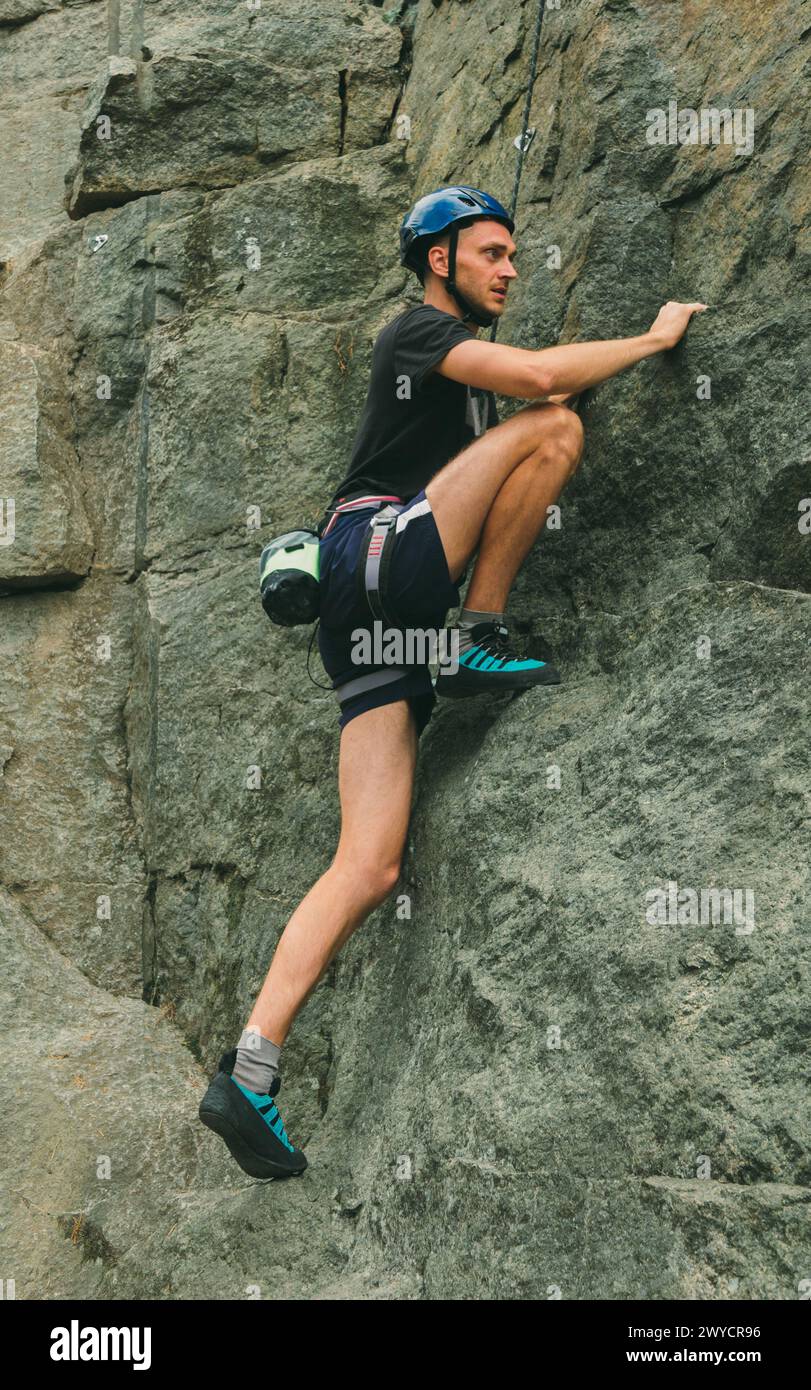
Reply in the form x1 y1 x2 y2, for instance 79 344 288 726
317 488 462 735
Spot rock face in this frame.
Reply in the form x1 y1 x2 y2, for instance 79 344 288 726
1 0 809 1300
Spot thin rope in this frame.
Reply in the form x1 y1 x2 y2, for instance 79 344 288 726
490 0 547 343
306 617 334 690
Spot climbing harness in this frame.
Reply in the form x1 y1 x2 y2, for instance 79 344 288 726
354 504 405 630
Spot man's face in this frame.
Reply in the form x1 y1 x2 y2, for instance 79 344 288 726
429 219 518 314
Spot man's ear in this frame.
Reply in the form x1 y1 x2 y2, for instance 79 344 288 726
426 236 451 282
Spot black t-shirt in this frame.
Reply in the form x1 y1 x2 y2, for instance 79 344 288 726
325 304 499 510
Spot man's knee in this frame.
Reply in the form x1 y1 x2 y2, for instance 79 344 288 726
560 407 585 475
525 402 584 474
372 859 403 901
333 854 402 907
517 399 583 441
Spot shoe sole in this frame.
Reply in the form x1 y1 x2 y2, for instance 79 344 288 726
199 1097 308 1180
436 669 561 699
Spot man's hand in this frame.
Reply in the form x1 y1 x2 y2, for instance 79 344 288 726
647 300 708 350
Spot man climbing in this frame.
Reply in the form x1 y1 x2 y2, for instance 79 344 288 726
199 185 707 1177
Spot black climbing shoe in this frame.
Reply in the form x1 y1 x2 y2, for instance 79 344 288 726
198 1047 308 1179
435 621 561 698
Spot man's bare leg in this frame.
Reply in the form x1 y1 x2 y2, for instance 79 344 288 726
245 699 418 1046
243 410 582 1045
464 408 584 611
425 402 585 584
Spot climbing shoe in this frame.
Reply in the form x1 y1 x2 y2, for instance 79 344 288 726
198 1047 308 1179
435 621 560 698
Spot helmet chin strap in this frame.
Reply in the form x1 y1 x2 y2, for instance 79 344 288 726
445 223 495 329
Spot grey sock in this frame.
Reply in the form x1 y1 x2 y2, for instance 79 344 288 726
457 607 504 653
232 1026 281 1094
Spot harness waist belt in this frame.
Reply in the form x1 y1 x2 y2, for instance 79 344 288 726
319 493 403 539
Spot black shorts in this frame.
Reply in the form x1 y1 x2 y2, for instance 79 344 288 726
317 488 462 736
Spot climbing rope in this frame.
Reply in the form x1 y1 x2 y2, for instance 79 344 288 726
490 0 548 343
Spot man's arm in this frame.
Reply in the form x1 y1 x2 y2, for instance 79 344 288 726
433 301 708 400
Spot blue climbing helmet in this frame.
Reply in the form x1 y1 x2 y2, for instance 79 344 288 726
399 185 515 328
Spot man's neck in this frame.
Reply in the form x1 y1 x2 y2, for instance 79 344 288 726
422 286 480 335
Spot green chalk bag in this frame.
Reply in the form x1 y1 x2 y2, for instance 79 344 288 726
259 529 321 627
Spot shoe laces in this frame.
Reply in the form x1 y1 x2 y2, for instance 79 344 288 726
262 1087 294 1150
474 621 522 661
264 1077 293 1145
273 1110 292 1147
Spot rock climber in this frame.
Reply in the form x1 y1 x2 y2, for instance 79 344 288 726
199 185 706 1177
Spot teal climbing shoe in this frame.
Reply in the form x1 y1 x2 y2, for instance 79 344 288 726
435 621 560 698
198 1047 307 1179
